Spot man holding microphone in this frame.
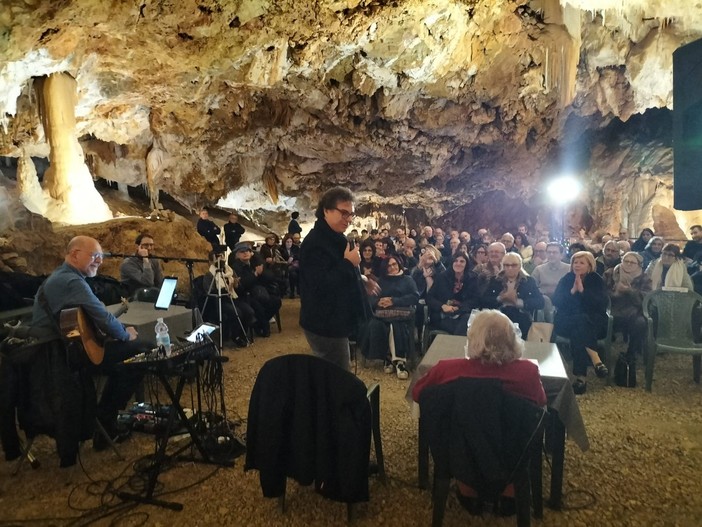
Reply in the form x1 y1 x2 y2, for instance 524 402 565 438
299 187 380 370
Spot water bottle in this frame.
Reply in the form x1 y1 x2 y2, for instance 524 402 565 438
155 317 171 356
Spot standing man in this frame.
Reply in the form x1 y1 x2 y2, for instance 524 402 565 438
197 208 221 250
287 211 303 236
31 236 148 451
299 186 379 370
223 211 245 252
119 232 163 296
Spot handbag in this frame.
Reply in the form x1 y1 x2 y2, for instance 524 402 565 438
374 306 415 321
527 322 554 343
614 352 636 388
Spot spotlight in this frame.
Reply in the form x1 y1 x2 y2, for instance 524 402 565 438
547 175 581 204
547 175 581 242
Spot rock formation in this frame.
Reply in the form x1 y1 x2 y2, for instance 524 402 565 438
1 0 702 237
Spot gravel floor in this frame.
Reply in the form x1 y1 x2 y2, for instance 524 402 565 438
2 298 702 527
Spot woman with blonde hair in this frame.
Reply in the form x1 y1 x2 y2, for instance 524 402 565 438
552 250 609 394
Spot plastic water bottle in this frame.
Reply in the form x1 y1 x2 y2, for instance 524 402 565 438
155 317 171 356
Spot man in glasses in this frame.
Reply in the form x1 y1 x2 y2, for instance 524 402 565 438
119 232 164 297
299 186 380 370
31 236 149 458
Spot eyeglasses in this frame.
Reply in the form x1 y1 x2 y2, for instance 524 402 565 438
333 207 356 220
77 249 104 261
387 262 399 268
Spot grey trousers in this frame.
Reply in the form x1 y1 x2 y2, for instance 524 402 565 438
303 330 351 371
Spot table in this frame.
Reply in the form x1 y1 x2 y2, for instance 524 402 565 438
406 334 589 510
109 302 194 346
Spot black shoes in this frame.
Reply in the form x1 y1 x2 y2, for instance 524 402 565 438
572 378 587 395
232 336 250 348
594 362 609 378
255 327 271 338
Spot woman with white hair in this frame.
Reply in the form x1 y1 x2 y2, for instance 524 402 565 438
481 252 544 337
412 309 546 517
412 309 546 404
553 250 610 394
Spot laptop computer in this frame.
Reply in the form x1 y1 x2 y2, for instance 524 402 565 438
154 277 178 310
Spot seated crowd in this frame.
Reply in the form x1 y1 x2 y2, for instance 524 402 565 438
350 222 702 395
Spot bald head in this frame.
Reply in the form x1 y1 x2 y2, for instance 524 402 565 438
66 236 103 277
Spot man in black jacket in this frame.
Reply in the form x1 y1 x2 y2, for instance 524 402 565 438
223 211 245 252
196 208 221 250
299 187 379 370
231 242 281 338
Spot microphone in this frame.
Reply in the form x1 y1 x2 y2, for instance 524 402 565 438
346 234 356 251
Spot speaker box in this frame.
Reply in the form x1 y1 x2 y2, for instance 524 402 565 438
673 37 702 211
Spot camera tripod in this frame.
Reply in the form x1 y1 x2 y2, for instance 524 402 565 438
202 262 251 350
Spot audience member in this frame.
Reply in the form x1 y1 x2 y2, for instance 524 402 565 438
280 234 300 298
595 240 621 276
196 208 221 250
481 252 544 337
552 251 609 395
640 236 664 272
360 256 419 379
287 211 303 236
202 250 256 346
513 232 532 264
683 225 702 263
630 228 654 252
531 242 570 299
119 232 163 297
231 242 282 338
426 253 480 335
647 243 693 290
604 251 650 360
223 211 245 252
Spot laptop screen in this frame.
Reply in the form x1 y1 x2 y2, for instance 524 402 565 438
154 277 178 310
186 322 217 343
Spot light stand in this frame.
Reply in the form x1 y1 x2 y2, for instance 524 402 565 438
202 260 250 350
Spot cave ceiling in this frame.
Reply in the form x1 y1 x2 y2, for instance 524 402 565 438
1 0 701 234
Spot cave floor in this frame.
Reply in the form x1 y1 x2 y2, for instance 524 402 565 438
2 298 702 526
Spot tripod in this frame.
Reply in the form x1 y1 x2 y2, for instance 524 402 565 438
202 260 250 349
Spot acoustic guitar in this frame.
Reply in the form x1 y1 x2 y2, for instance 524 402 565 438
59 300 129 365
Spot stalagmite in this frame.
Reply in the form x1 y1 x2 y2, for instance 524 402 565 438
33 72 112 224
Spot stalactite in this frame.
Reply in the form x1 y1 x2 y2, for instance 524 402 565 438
33 72 112 224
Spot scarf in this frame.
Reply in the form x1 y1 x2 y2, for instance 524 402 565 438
650 259 686 289
612 262 642 287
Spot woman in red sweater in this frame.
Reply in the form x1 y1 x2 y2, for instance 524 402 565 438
412 309 546 517
412 309 546 406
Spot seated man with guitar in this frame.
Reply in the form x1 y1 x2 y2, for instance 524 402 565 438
31 236 149 451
